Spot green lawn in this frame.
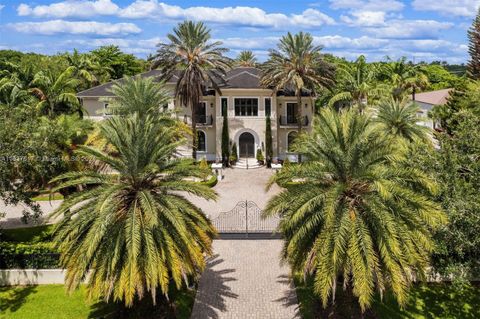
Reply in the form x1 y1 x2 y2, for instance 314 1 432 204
0 285 196 319
1 225 54 243
294 274 480 319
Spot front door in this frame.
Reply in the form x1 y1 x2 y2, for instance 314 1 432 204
239 132 255 158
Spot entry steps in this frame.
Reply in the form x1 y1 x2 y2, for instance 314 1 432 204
233 158 263 169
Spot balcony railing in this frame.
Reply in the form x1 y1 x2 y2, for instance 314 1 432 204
183 114 214 126
279 115 308 126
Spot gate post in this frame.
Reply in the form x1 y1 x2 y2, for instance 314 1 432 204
245 200 248 239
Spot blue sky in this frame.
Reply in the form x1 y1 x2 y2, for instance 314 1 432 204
0 0 478 63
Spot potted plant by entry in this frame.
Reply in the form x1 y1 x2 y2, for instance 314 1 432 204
256 148 264 165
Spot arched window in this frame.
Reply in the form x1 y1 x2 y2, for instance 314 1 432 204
287 131 297 152
197 131 206 152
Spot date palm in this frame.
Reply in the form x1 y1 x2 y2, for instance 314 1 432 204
106 77 171 118
235 50 257 67
151 20 231 159
50 114 217 307
375 97 431 143
261 32 335 134
264 107 445 311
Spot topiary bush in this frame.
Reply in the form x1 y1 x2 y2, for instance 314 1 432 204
230 143 238 164
198 157 210 181
256 148 264 164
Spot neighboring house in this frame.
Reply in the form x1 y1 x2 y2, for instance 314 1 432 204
411 88 452 129
77 67 315 162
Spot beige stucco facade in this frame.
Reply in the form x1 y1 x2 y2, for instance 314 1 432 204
80 86 314 162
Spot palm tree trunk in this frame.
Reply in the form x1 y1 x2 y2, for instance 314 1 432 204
191 101 197 160
296 89 303 163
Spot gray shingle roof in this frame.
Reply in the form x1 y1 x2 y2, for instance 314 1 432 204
77 67 264 97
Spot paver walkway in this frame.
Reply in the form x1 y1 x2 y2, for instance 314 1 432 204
191 240 300 319
185 167 281 220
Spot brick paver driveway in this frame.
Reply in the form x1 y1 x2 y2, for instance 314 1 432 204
185 167 282 220
191 240 300 319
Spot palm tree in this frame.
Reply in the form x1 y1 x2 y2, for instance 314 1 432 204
235 50 257 67
30 66 81 117
151 20 232 159
65 49 99 87
0 77 34 108
382 57 429 100
50 114 217 307
261 32 335 135
328 55 382 113
106 77 171 118
264 107 446 311
375 97 431 143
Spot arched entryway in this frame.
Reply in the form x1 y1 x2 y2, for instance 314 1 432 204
239 132 255 158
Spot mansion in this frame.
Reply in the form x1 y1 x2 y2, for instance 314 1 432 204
77 67 315 162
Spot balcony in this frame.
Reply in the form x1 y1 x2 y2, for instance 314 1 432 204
279 115 309 127
183 114 214 126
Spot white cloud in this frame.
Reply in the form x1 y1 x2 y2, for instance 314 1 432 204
17 0 335 28
365 20 453 39
120 2 336 28
340 11 386 26
0 4 4 11
314 35 388 49
9 20 141 36
412 0 480 18
329 0 404 12
17 0 119 18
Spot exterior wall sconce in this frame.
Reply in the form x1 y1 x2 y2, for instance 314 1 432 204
305 103 308 108
210 103 214 108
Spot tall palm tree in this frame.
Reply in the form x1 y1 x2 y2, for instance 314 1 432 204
382 57 429 100
50 114 217 307
328 55 382 113
264 107 446 311
30 66 81 117
151 20 232 159
235 50 257 67
375 97 431 143
261 32 335 135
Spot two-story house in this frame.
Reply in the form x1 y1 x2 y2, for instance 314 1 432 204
77 67 315 163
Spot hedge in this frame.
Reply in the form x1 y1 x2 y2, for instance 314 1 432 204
0 242 60 269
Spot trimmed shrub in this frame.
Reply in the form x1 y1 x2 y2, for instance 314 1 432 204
0 242 60 269
256 149 264 162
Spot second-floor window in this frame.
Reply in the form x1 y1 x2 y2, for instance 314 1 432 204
195 102 207 123
221 98 228 117
234 98 258 116
265 98 271 117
